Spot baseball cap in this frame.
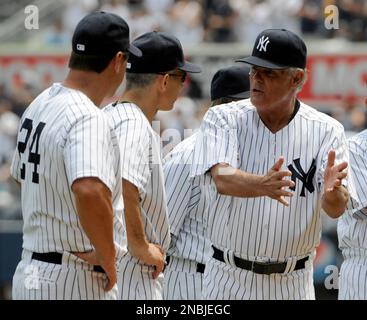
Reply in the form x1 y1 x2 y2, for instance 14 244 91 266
237 29 307 69
72 11 142 57
126 31 201 73
211 65 251 101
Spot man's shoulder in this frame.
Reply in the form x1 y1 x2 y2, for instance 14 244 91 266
348 129 367 151
164 133 197 164
299 101 345 132
103 101 148 124
210 98 255 115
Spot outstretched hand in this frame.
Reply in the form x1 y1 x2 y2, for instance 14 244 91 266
323 150 348 193
262 157 295 206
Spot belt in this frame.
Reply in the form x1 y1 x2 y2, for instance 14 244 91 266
31 252 105 274
212 246 308 275
165 256 205 274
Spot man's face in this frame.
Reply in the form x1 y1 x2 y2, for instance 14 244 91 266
249 66 296 112
159 69 186 111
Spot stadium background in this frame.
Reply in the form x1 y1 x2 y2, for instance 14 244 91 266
0 0 366 300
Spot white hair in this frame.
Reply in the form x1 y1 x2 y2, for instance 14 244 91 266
288 68 307 93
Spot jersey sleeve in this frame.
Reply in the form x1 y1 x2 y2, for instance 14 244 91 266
317 126 359 214
163 149 193 236
190 107 239 184
63 110 117 192
10 145 21 182
116 118 150 194
346 137 367 219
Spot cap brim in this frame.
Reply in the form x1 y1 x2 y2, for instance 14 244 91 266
236 56 288 69
178 61 202 73
228 91 251 99
128 44 142 57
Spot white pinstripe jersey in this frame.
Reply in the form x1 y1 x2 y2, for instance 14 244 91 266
191 99 352 262
10 83 125 255
163 132 211 264
103 102 171 255
338 130 367 258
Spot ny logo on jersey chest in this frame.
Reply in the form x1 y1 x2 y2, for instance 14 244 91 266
288 158 316 197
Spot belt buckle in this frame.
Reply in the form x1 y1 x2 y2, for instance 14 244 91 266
251 260 272 275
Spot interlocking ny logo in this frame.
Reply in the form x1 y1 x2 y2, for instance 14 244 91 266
256 36 270 52
288 158 316 197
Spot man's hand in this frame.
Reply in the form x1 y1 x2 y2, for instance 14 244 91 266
322 150 349 218
128 242 165 279
323 150 348 193
261 157 295 206
73 250 117 291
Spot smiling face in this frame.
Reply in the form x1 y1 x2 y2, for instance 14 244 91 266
249 66 298 113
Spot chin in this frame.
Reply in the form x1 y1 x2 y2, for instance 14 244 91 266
160 104 174 111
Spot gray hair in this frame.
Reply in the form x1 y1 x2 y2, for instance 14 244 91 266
126 73 159 90
288 68 307 93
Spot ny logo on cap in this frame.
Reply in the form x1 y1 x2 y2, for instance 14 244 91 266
256 36 270 52
76 44 85 51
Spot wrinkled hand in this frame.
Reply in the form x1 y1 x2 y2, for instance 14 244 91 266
261 157 295 206
323 150 348 193
73 250 117 291
129 242 165 279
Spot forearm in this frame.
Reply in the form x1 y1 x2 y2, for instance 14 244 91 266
211 164 265 198
322 186 349 219
72 178 115 260
122 179 149 250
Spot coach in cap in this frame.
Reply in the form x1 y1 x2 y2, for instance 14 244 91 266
162 64 251 300
11 12 141 300
190 29 356 300
104 31 201 300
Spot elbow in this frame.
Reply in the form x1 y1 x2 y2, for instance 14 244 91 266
323 199 348 219
325 207 346 219
213 174 229 195
72 178 111 201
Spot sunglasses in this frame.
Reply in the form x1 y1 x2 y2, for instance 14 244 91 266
157 72 187 83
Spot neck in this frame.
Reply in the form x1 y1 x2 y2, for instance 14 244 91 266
257 98 297 133
62 70 110 107
120 89 158 122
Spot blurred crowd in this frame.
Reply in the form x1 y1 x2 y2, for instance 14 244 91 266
40 0 367 48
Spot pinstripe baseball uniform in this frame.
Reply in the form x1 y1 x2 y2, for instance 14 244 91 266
190 99 353 300
338 129 367 300
104 101 170 300
10 83 125 300
162 132 212 300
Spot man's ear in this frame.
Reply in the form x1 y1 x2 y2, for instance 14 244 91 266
292 70 304 89
113 51 125 73
158 73 169 93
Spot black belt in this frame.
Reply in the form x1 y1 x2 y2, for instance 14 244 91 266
31 252 105 274
165 256 205 274
212 246 308 275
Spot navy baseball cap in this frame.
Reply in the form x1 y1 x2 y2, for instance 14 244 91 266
126 31 201 73
211 65 251 101
237 29 307 69
72 11 142 57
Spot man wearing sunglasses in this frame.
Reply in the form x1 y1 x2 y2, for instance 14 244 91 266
190 28 356 299
103 31 201 299
162 64 251 300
